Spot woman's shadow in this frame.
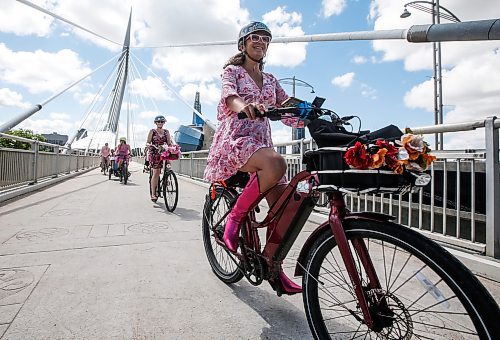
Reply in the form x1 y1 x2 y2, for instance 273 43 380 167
229 281 313 339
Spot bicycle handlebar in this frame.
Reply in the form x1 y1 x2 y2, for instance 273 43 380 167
237 106 357 131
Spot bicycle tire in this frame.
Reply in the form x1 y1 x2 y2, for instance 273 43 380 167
202 187 243 284
303 219 500 340
149 170 152 195
163 171 178 212
123 164 128 185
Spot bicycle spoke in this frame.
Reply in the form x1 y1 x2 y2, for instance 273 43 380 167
387 252 414 292
411 319 478 335
390 264 426 295
325 253 356 296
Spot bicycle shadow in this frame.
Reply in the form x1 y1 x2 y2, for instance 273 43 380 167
151 204 200 221
229 282 313 339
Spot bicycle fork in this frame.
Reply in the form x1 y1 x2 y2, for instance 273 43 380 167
328 192 382 330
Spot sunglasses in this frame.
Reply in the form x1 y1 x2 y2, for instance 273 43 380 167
247 34 271 44
155 121 165 124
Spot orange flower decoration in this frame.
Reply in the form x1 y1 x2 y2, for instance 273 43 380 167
370 148 387 169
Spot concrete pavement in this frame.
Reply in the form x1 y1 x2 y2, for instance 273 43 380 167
0 163 312 339
0 163 498 339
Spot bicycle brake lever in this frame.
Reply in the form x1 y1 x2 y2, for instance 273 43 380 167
237 107 266 120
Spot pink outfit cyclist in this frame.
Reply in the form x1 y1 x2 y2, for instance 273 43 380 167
115 137 131 167
204 64 287 182
100 143 110 168
203 21 302 295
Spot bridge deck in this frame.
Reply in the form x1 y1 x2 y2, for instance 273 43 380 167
0 163 498 339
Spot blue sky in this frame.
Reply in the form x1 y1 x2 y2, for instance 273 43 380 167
0 0 499 150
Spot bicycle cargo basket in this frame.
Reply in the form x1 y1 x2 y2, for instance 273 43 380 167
303 147 410 194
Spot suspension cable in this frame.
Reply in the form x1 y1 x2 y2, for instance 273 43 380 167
130 52 216 130
129 57 163 114
16 0 121 47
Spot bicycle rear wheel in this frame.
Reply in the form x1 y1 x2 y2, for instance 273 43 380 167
303 219 500 340
202 186 243 284
163 171 178 212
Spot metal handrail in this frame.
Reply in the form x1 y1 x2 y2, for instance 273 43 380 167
0 133 100 189
172 116 499 258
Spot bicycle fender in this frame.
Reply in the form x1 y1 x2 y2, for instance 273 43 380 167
294 212 395 277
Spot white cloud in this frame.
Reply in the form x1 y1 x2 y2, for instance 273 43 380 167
151 5 307 85
49 112 71 120
179 83 220 107
351 55 367 64
371 0 500 148
272 126 292 144
73 91 102 105
360 83 377 100
263 7 307 68
321 0 347 18
332 72 355 88
139 110 160 120
18 117 73 135
0 0 54 37
129 76 173 101
122 102 140 111
0 43 91 94
0 88 31 108
137 110 180 124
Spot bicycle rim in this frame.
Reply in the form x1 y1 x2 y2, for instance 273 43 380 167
303 220 499 340
202 188 242 283
123 164 128 185
163 172 178 212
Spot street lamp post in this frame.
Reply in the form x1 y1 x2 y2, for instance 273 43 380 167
278 76 315 154
278 76 315 98
401 1 460 150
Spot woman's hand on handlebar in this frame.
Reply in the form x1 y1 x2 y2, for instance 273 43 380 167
239 103 266 120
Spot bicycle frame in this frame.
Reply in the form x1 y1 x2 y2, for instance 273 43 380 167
218 169 396 330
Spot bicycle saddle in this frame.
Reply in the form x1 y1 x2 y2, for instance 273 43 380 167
224 171 250 188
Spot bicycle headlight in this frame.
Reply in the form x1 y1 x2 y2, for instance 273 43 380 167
414 173 431 187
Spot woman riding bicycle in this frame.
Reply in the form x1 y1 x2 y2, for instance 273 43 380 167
147 115 173 202
100 143 110 172
115 137 131 178
203 21 302 295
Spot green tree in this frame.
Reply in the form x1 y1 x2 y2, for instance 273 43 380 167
0 129 48 150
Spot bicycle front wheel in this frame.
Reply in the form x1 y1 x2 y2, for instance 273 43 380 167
163 171 178 212
123 164 128 185
202 187 243 284
303 219 500 340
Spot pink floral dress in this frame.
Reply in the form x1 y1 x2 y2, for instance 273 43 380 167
203 65 289 182
148 129 172 169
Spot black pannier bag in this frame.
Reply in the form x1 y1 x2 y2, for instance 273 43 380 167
306 118 403 148
304 119 410 193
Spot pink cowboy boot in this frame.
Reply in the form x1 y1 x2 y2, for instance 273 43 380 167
275 270 302 295
223 172 265 253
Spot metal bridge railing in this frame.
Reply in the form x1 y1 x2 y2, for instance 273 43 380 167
173 116 499 259
0 132 100 191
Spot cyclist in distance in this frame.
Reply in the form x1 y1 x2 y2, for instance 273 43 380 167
115 137 131 180
100 142 110 171
203 21 303 295
147 115 173 202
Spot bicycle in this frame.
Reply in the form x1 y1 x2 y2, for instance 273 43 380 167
148 144 180 212
100 156 109 175
202 104 500 339
115 154 130 185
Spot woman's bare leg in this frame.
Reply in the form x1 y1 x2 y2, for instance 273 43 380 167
150 168 161 197
239 147 287 193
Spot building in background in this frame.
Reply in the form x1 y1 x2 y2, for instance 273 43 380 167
42 132 68 146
